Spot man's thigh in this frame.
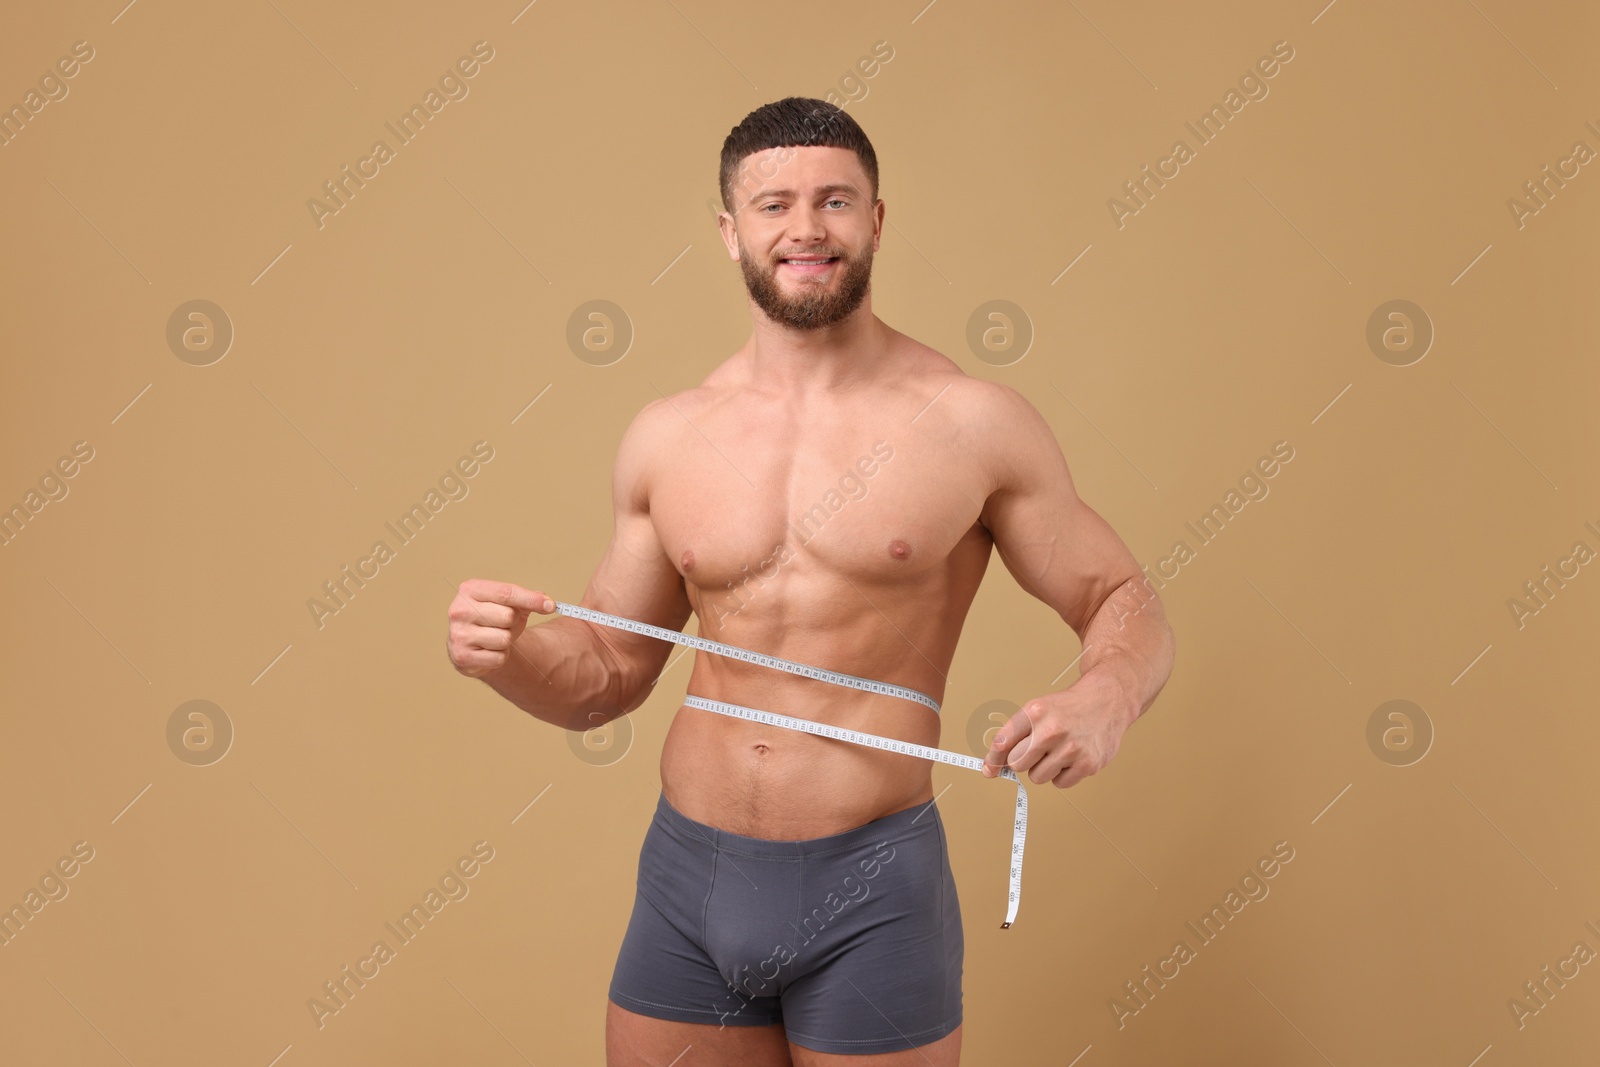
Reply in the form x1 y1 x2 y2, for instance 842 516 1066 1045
789 1023 961 1066
606 999 793 1067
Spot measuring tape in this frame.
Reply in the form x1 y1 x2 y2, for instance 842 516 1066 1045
554 601 1028 929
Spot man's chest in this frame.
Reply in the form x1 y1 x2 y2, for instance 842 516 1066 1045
648 429 987 594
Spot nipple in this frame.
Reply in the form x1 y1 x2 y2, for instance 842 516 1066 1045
888 539 912 560
681 549 696 572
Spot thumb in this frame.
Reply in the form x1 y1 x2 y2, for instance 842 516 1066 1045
983 710 1034 778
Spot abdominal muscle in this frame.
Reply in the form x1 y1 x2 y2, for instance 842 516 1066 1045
654 511 993 840
658 674 945 841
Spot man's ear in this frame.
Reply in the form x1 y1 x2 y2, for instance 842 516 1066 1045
717 211 741 261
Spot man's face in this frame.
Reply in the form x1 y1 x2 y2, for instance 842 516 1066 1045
719 146 883 331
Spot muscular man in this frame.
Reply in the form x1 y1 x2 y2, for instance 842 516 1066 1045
446 97 1175 1066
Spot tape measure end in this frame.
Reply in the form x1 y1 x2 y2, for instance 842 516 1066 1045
999 921 1012 930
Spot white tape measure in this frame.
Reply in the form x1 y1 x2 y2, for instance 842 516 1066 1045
554 601 1029 929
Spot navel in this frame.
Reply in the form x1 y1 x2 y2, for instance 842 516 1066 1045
681 549 696 572
888 538 913 560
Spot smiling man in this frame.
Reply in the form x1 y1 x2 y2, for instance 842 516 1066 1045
446 97 1175 1065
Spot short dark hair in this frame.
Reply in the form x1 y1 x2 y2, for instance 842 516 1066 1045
718 97 879 215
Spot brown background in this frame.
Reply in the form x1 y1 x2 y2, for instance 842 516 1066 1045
2 0 1597 1063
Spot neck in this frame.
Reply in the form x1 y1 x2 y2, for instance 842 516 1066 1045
745 301 888 395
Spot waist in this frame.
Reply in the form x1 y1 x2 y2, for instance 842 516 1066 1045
670 694 943 766
661 703 937 838
651 788 940 857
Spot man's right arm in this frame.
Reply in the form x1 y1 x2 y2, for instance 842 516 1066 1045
453 399 692 730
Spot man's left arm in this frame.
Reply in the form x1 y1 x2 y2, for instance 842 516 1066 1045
970 382 1176 789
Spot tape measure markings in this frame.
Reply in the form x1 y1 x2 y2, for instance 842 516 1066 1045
555 601 941 715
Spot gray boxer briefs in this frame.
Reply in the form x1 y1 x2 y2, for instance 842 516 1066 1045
608 790 963 1055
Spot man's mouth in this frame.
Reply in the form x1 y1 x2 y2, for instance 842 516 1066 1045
779 256 839 274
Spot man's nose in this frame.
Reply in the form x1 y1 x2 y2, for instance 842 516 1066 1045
786 203 828 241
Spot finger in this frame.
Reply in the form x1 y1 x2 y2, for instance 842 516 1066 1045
984 712 1032 774
468 580 555 614
983 709 1035 777
1051 760 1093 790
460 623 513 652
1008 732 1049 778
1027 745 1071 784
459 599 517 629
454 647 509 676
1018 731 1078 783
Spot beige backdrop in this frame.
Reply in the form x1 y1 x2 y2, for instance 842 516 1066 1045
2 0 1597 1063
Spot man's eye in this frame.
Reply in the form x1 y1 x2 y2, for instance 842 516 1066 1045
827 199 847 208
761 204 781 212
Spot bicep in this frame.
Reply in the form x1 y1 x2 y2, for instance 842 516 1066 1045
578 403 693 700
978 387 1142 637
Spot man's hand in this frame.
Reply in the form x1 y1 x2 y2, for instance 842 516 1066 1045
445 580 558 678
980 670 1137 788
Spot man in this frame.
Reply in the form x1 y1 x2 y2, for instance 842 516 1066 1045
446 97 1175 1066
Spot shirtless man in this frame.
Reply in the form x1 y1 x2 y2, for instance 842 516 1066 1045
445 97 1175 1065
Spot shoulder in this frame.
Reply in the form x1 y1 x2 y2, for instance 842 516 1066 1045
896 340 1052 456
613 391 688 506
612 360 741 505
943 374 1040 429
893 345 1066 508
623 347 748 445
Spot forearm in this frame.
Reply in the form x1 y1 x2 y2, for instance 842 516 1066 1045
479 617 633 731
1074 576 1176 726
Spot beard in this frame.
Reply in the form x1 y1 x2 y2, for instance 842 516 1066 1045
738 240 874 330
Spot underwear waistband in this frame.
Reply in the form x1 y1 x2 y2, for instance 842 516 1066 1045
652 790 938 860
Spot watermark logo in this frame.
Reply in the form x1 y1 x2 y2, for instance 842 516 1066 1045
1137 440 1295 594
1507 919 1600 1030
966 699 1019 759
706 442 895 628
568 713 633 767
1365 699 1432 767
1365 299 1432 367
566 299 633 367
306 840 496 1028
821 39 895 109
166 300 234 366
1506 122 1599 230
0 439 95 550
306 42 496 231
1107 40 1296 228
166 699 233 766
0 40 96 152
0 840 95 949
1506 520 1599 630
715 839 898 1025
1109 839 1295 1029
966 300 1032 367
307 441 495 630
